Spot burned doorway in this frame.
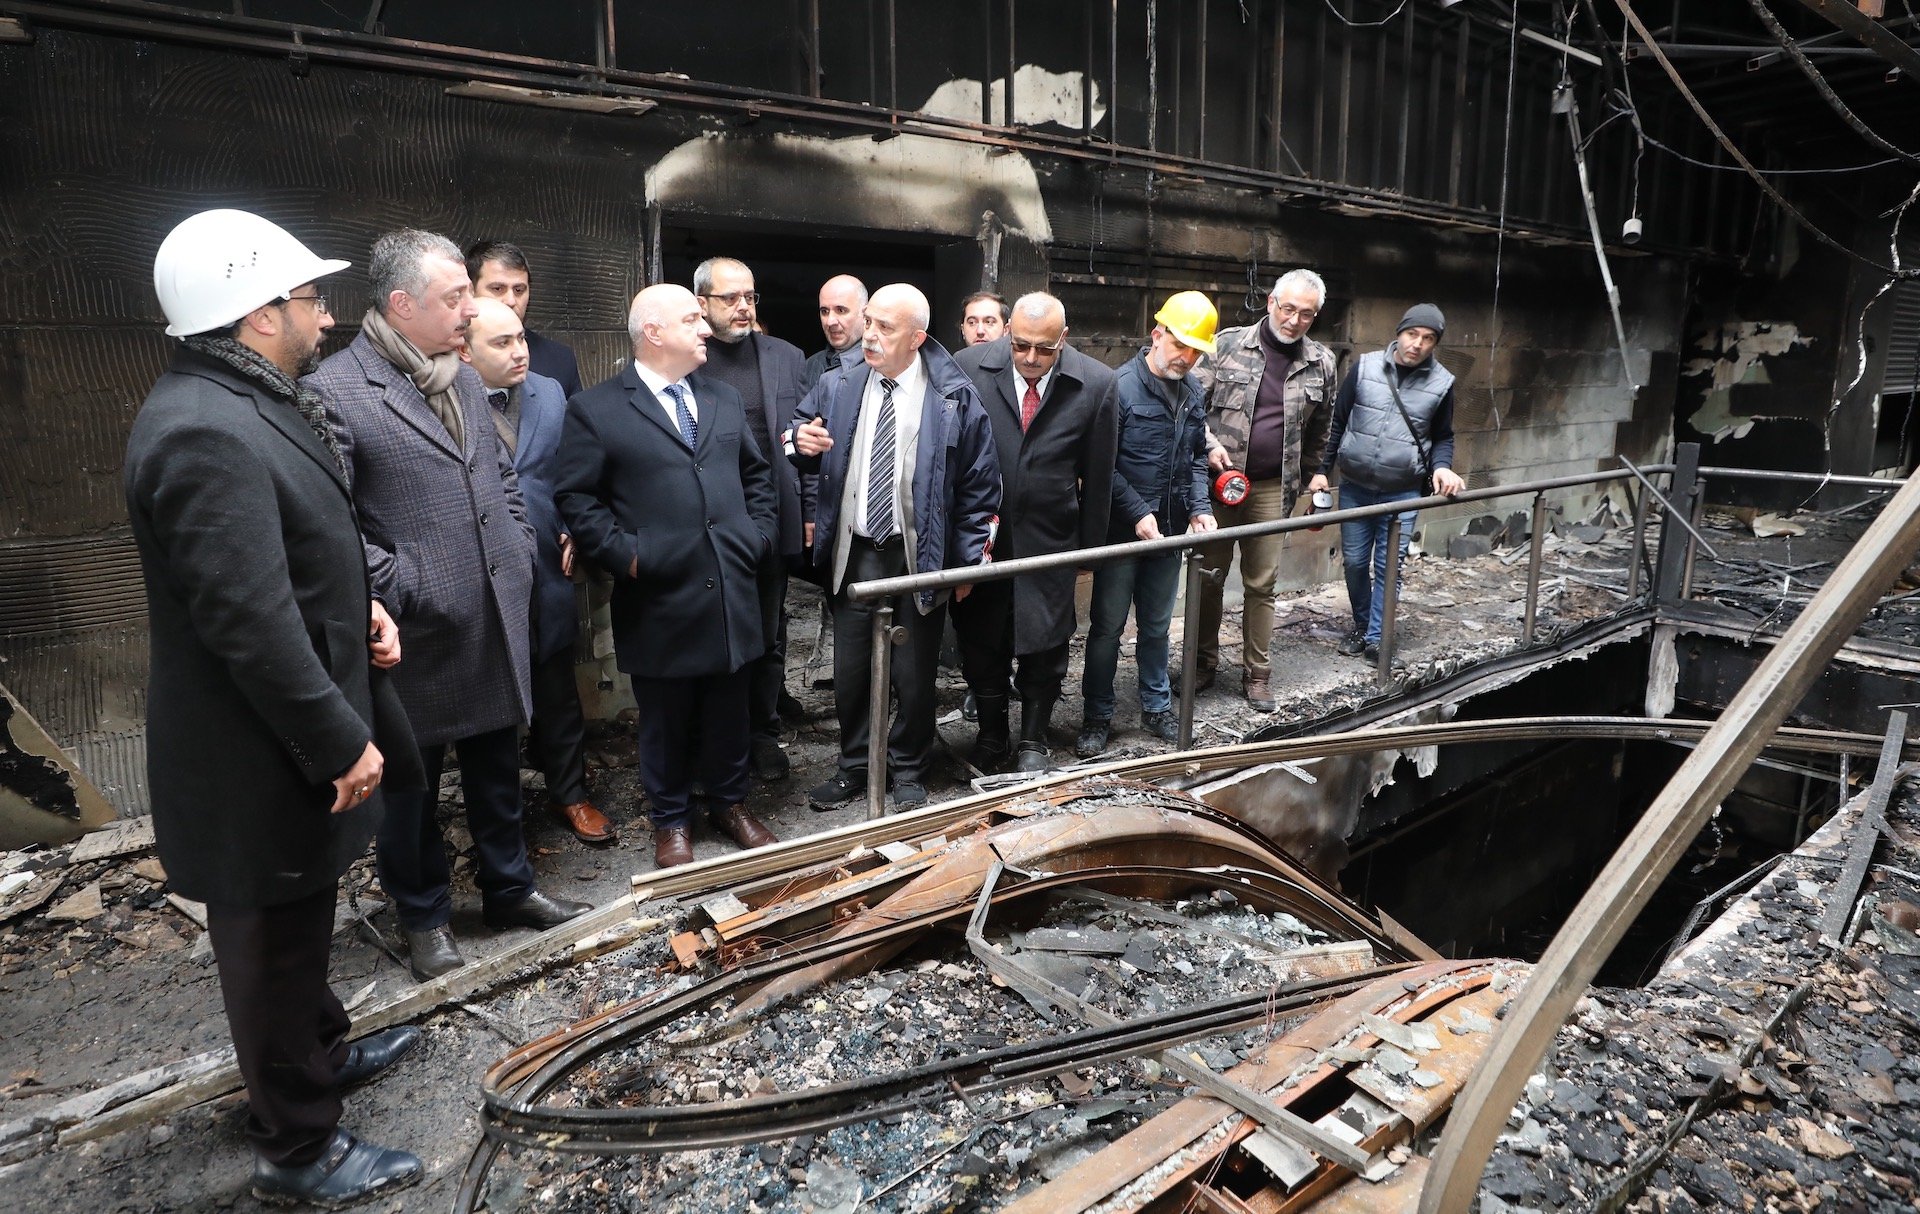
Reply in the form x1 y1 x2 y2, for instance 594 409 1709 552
654 219 983 354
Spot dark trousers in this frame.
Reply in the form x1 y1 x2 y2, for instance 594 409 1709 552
205 883 349 1167
832 537 946 783
527 646 589 806
632 665 751 829
376 724 535 931
748 565 789 741
950 579 1071 701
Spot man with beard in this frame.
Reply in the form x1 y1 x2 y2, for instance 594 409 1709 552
130 209 423 1205
308 229 589 982
693 257 808 781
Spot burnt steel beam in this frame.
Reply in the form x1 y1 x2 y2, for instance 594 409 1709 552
1784 0 1920 83
1 0 1653 253
1421 458 1920 1211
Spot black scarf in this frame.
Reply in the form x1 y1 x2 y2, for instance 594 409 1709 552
182 335 349 481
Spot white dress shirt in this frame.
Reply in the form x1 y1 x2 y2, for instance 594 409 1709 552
633 362 697 430
845 354 927 540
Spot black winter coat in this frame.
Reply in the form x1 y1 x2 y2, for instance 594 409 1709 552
554 365 778 678
125 349 419 908
952 337 1118 653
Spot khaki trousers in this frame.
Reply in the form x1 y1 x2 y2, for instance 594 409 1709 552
1195 477 1291 678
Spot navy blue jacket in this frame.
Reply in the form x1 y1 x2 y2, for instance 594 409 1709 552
790 338 1001 614
1109 349 1213 543
509 371 577 664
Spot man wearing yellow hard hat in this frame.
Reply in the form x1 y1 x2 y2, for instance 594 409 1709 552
1191 270 1339 712
1076 291 1219 758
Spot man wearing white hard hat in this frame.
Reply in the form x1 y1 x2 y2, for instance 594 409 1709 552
127 209 424 1206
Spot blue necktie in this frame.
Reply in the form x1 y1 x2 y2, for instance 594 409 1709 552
663 383 696 449
866 377 899 542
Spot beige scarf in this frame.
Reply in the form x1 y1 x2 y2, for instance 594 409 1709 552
360 307 465 451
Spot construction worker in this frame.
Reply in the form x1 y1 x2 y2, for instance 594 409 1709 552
1077 292 1218 757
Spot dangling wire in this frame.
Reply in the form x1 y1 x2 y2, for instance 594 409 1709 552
1488 2 1521 418
1322 0 1408 28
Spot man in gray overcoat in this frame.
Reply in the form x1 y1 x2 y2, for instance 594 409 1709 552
951 293 1117 773
130 209 423 1206
307 229 588 981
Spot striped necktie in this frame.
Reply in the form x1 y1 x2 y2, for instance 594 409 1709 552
663 383 696 449
866 376 899 542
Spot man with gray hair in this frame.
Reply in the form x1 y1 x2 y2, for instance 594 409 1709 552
789 283 1000 809
951 292 1116 773
1192 268 1338 712
308 229 590 982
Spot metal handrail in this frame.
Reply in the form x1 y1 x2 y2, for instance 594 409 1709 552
845 463 1674 818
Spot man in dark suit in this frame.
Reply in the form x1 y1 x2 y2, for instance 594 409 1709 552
130 209 422 1206
693 257 808 782
951 294 1118 773
789 283 1001 811
308 229 589 982
554 284 782 870
467 240 584 398
458 297 613 847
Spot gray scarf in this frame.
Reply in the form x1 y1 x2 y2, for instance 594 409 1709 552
181 334 348 480
359 307 465 451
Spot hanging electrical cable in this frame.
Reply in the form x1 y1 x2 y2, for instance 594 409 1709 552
1321 0 1409 29
1742 0 1920 165
1611 0 1917 279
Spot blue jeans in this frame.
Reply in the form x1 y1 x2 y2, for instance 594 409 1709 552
1339 482 1420 646
1082 551 1183 721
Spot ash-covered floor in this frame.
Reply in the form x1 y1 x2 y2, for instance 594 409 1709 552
3 496 1917 1212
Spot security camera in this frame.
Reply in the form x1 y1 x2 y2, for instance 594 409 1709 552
1622 216 1643 244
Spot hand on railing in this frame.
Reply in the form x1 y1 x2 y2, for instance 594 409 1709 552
1432 468 1466 496
1135 514 1162 541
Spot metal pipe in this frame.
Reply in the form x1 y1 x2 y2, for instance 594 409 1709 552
1196 0 1208 162
867 604 894 820
1681 493 1706 600
1523 491 1547 642
1177 550 1203 749
1377 513 1403 686
1699 467 1901 490
1622 455 1719 559
848 466 1665 603
1627 481 1651 600
885 0 896 112
1004 0 1016 126
807 0 820 98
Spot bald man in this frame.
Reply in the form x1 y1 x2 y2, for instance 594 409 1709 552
788 283 1001 810
458 299 613 847
554 284 781 869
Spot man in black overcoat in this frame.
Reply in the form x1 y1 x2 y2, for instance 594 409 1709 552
127 209 423 1207
951 293 1118 772
554 283 783 870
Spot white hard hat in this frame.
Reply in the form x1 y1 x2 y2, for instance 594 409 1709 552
153 209 350 338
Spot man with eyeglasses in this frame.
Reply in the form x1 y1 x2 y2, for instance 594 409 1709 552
693 257 808 782
951 293 1116 773
1192 269 1338 713
308 229 590 983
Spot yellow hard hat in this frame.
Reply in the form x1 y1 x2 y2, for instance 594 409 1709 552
1153 291 1219 354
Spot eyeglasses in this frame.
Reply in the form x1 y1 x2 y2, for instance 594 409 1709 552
1272 302 1318 324
1009 338 1065 355
281 293 331 316
700 291 760 307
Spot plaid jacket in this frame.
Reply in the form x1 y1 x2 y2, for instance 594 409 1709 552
1194 321 1337 512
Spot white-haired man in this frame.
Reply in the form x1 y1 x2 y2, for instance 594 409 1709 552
1192 268 1338 712
789 283 1001 809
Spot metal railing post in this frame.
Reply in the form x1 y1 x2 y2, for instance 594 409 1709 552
1177 549 1203 749
1377 513 1403 686
1648 442 1701 606
1523 491 1548 642
1681 494 1705 600
1626 481 1651 601
866 603 894 820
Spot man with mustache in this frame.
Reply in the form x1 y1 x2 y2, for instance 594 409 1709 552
307 229 589 983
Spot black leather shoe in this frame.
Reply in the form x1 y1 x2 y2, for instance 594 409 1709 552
750 734 790 782
1337 630 1366 657
251 1128 422 1209
1015 741 1050 773
961 691 979 722
483 889 592 932
335 1026 421 1089
1074 719 1111 759
402 926 462 983
889 781 928 809
1142 710 1180 742
1363 643 1381 663
808 771 864 809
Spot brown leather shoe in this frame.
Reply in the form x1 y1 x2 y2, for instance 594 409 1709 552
1244 674 1276 712
551 800 615 846
708 802 778 850
653 825 693 869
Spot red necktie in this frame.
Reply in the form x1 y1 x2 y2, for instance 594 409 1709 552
1020 378 1041 430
